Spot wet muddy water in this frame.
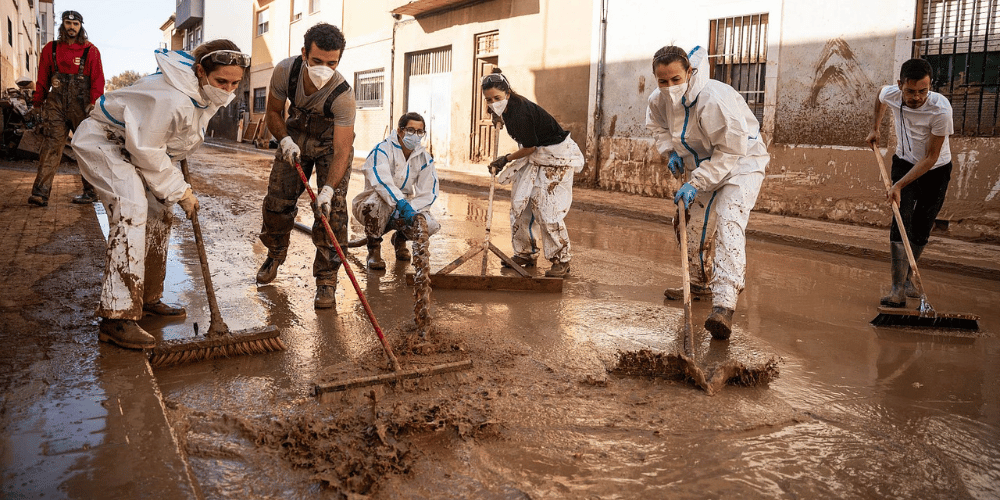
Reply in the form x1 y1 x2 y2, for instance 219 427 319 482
136 147 998 499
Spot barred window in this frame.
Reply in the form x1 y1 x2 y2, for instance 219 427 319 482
355 68 384 108
253 87 267 114
914 0 1000 136
708 14 768 123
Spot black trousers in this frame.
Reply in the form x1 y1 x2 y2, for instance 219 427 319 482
889 155 952 246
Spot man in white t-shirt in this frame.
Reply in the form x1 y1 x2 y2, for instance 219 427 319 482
866 58 954 307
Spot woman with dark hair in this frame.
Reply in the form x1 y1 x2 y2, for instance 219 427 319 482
71 39 250 349
646 45 768 341
482 69 584 278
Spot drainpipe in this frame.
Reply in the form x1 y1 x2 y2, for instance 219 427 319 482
389 14 400 132
590 0 609 187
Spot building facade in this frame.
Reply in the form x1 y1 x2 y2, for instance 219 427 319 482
0 0 40 91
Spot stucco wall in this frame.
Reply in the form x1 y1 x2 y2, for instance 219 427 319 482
392 0 592 174
584 0 1000 240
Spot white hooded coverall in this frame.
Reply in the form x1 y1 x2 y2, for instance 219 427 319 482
72 49 223 320
352 133 441 237
646 46 768 310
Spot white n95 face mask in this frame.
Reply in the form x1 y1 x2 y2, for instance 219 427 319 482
202 84 235 107
307 64 335 89
667 82 688 104
402 132 422 150
490 99 508 116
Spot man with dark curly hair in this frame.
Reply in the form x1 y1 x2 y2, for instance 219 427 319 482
255 23 356 309
27 10 104 207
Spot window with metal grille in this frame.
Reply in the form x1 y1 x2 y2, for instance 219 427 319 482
256 9 269 36
915 0 999 136
355 68 384 108
253 87 267 113
707 13 768 123
407 47 453 76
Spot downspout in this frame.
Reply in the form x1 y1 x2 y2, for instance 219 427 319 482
389 14 400 137
590 0 609 187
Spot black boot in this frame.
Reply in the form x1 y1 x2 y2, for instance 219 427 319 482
880 242 908 307
903 243 925 298
367 237 385 270
256 256 284 284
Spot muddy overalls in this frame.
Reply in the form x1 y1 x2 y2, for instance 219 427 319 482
260 56 353 287
31 43 96 200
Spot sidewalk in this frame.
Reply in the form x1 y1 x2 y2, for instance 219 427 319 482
206 137 1000 279
0 166 198 499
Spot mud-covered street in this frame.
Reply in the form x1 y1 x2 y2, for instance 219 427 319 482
3 143 999 499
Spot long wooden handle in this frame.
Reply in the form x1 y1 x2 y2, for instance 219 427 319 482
870 147 926 299
676 200 694 358
180 160 229 336
292 161 401 371
480 174 496 276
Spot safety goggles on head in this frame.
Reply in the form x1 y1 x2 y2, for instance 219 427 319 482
402 127 426 137
481 73 509 86
62 11 83 22
200 50 251 68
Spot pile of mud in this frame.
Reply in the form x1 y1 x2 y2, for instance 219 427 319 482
612 348 780 389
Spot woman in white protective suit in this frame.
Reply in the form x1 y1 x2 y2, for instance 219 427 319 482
646 45 768 341
72 40 249 350
482 69 585 278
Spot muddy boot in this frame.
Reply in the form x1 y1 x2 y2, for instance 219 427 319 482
880 242 908 307
142 300 187 318
72 190 98 204
664 283 712 301
705 306 734 341
314 284 336 309
27 195 48 207
366 238 386 270
391 232 411 261
502 254 536 269
545 260 571 278
903 243 925 298
98 319 156 350
256 256 283 284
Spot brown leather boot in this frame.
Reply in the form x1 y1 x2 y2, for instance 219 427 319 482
256 256 283 284
98 319 156 349
142 300 187 317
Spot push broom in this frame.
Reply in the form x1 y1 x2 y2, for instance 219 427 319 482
868 146 980 330
149 160 285 367
285 160 471 395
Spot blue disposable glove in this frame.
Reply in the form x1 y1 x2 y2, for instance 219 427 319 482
666 151 685 176
674 183 697 209
395 199 417 225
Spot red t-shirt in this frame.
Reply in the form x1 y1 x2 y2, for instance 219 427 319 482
33 40 105 107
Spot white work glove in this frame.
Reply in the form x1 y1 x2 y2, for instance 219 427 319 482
316 185 334 218
279 136 301 165
177 188 199 220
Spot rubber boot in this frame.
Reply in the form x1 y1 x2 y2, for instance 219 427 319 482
903 243 925 298
664 283 712 301
256 256 283 284
98 319 156 349
367 237 385 270
545 260 571 278
314 284 336 309
880 242 908 307
705 306 734 340
142 300 187 318
392 232 411 261
502 254 536 269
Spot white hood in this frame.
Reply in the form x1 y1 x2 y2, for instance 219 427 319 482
682 45 709 104
153 49 207 106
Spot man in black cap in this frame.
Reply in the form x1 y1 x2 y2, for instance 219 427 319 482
27 10 105 207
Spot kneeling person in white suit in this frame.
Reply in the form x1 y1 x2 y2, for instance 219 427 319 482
352 112 440 269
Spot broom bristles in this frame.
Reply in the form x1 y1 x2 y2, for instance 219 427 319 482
149 326 284 368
